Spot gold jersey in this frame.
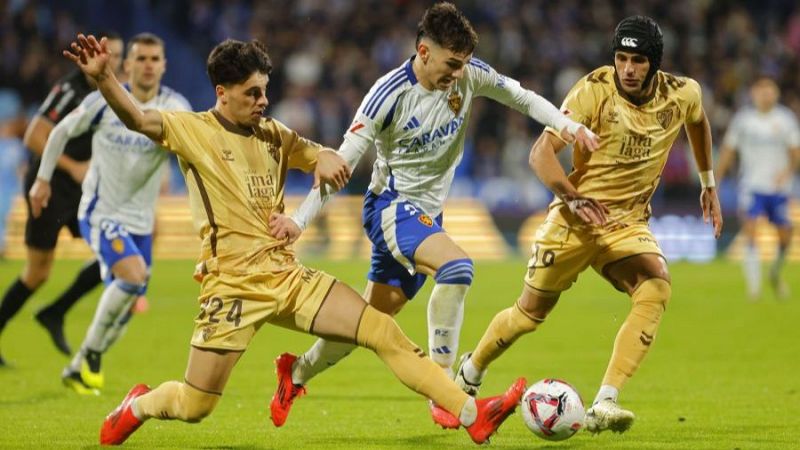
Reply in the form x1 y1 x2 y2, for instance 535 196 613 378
158 110 320 275
545 65 704 229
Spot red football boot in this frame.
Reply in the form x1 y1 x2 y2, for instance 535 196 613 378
270 353 306 427
465 377 527 444
430 400 462 429
100 384 151 445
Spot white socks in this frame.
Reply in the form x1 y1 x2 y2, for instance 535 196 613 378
743 243 761 298
427 283 467 375
594 384 620 405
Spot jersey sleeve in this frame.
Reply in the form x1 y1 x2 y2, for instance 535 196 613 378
683 78 704 124
784 110 800 148
61 91 108 138
274 119 322 172
158 111 202 162
469 57 580 135
543 73 601 142
721 112 743 150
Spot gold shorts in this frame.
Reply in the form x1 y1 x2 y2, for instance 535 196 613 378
523 214 663 294
190 263 336 351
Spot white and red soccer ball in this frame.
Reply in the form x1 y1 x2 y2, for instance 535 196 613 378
520 379 585 441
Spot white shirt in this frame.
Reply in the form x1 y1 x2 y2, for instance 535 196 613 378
38 85 191 234
292 56 586 228
722 105 800 195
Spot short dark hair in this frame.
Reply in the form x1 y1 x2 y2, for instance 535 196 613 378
125 32 164 55
416 2 478 54
206 39 273 87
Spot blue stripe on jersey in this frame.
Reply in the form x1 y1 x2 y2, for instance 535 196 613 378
363 68 405 116
90 105 108 127
404 59 418 85
468 57 490 73
381 98 400 132
366 74 408 119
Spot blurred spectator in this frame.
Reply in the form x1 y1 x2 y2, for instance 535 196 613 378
4 0 800 205
0 90 25 257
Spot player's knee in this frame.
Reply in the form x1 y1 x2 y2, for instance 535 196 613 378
113 279 147 296
632 278 671 312
434 258 474 285
178 384 220 423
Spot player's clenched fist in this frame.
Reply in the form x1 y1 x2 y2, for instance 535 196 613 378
268 212 302 244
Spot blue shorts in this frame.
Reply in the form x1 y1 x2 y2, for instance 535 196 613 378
362 190 443 299
79 217 152 293
741 192 790 226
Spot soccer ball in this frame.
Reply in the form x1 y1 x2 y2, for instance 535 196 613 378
520 379 585 441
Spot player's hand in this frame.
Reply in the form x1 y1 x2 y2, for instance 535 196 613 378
564 194 609 226
700 187 723 239
560 125 600 152
28 178 52 218
268 212 302 244
314 148 350 191
62 34 110 80
67 161 89 183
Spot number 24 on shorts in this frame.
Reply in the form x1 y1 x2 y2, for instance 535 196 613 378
197 297 243 327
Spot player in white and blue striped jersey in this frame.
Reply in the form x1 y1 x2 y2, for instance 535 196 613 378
29 33 191 394
717 76 800 300
268 2 598 428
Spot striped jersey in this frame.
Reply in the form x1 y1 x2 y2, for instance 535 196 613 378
63 86 191 234
338 56 575 217
722 105 800 194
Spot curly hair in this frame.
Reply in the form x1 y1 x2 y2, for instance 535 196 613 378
416 2 478 54
206 39 272 87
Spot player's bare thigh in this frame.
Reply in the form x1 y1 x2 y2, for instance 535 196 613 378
518 284 561 320
110 254 148 285
604 254 671 295
310 281 368 343
413 232 469 276
364 281 408 316
184 347 243 394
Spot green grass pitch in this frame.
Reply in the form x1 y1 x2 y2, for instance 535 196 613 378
0 258 798 449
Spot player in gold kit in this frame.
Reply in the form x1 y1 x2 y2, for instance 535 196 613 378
61 34 525 446
455 16 723 435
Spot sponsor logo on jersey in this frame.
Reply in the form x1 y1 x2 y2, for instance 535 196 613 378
397 116 465 153
403 116 420 131
448 91 463 114
418 214 433 227
618 132 653 160
349 121 365 133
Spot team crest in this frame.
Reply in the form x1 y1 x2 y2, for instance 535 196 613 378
447 91 462 114
657 108 674 129
418 214 433 227
111 238 125 254
201 326 216 342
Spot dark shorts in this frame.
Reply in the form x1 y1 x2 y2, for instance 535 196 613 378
24 187 82 250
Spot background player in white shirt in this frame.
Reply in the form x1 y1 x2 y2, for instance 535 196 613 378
29 33 191 394
717 76 800 300
268 2 598 428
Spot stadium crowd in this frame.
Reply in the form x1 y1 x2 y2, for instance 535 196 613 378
1 0 799 211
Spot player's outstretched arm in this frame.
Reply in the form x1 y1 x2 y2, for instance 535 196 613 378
685 112 723 238
63 34 164 141
530 132 608 225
